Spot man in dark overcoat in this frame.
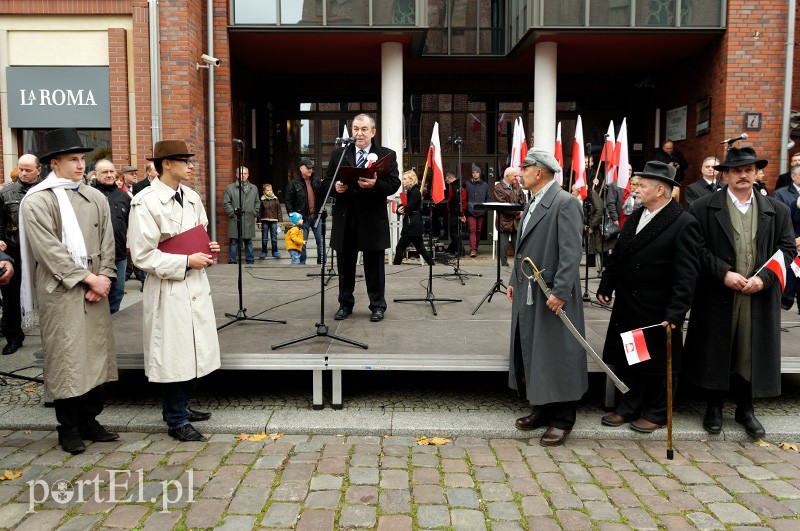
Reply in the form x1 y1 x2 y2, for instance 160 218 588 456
685 147 796 438
597 161 702 433
325 114 401 322
773 165 800 312
507 147 586 447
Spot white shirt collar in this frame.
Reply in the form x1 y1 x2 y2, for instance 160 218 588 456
727 188 754 210
702 177 714 186
793 183 800 194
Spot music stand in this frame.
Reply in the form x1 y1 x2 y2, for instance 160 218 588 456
273 138 368 350
471 202 523 314
218 141 286 331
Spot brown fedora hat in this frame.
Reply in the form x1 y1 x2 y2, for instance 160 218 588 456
40 128 93 162
146 140 194 161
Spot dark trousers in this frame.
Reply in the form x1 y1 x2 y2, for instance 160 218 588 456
337 240 386 312
394 234 433 265
497 231 515 266
54 386 104 437
614 370 675 425
781 271 800 311
447 214 464 254
707 373 755 411
161 379 198 429
0 250 24 342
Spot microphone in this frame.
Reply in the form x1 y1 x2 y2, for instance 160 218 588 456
453 136 463 145
720 133 748 145
232 138 244 144
336 136 356 144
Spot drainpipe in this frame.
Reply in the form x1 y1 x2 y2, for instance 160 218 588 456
779 0 796 173
206 0 217 241
148 0 162 145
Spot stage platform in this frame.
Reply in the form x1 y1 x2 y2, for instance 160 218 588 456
40 260 800 409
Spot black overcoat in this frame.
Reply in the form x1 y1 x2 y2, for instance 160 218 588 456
598 200 702 376
325 143 400 251
684 187 796 397
400 185 424 238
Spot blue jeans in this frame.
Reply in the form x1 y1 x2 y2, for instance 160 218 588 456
261 221 279 254
109 259 126 314
161 379 198 429
302 215 326 264
289 249 304 264
229 238 254 264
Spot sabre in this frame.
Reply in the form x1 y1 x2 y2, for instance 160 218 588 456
521 257 630 394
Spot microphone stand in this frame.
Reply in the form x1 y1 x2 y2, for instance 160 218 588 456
394 148 461 316
435 136 480 285
273 139 367 350
218 141 286 331
307 198 361 286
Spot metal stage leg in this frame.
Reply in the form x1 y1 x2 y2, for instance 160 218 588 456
313 370 323 410
331 369 342 409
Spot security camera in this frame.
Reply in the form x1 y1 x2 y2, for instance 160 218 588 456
196 54 220 69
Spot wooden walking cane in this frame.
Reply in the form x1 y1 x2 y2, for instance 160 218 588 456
666 325 674 460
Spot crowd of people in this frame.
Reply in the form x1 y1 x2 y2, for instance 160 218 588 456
1 120 799 453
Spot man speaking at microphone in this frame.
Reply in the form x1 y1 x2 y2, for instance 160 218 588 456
325 114 400 322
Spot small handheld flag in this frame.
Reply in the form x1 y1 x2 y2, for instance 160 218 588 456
621 327 651 365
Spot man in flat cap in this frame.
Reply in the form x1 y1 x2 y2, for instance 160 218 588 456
121 165 137 197
507 147 586 447
19 128 119 454
128 140 221 442
597 161 702 433
464 163 490 257
285 157 326 264
685 147 796 439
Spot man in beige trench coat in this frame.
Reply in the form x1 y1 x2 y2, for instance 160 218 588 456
127 140 221 442
19 128 119 454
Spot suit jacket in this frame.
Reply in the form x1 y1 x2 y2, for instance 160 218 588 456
684 179 715 209
507 183 588 405
324 143 400 251
684 187 796 397
773 184 800 237
598 200 702 375
132 178 151 196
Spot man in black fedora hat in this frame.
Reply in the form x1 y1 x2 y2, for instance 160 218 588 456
127 139 221 443
685 147 796 439
597 161 702 433
19 128 119 454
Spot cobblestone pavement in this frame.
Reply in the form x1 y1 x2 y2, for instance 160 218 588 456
1 430 800 530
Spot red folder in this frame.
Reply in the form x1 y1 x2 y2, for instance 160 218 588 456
157 225 218 260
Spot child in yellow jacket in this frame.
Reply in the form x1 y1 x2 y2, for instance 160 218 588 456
285 212 306 264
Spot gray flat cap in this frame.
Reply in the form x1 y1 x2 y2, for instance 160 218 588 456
521 147 561 173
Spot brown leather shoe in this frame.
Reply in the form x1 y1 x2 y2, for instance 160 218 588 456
540 426 570 447
630 418 664 433
601 412 627 427
515 411 547 431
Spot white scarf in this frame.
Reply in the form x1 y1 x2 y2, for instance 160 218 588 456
19 172 88 327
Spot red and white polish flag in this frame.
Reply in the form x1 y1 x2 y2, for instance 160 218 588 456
790 256 800 278
761 250 787 291
572 115 587 199
620 328 651 365
554 122 564 186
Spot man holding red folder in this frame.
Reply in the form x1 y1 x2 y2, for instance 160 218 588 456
128 140 221 442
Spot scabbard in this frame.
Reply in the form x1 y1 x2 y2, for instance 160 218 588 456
531 274 630 394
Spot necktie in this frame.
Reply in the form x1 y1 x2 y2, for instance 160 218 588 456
175 191 183 207
356 149 366 168
708 183 715 191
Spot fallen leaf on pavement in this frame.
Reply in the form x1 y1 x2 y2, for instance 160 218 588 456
754 439 771 447
267 433 284 441
416 436 451 446
22 387 37 393
235 433 249 441
778 442 799 451
1 470 21 481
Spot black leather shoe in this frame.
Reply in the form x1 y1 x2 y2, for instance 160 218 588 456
59 432 86 454
540 427 570 447
515 411 547 431
735 408 765 438
189 408 211 422
168 423 207 442
79 424 120 442
703 404 723 435
2 339 23 355
334 307 352 320
370 309 385 322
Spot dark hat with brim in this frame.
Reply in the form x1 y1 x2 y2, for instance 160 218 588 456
299 157 315 168
146 140 194 161
715 147 767 171
40 128 93 162
121 166 137 174
634 160 678 186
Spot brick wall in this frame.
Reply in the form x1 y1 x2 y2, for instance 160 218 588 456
108 28 130 166
132 0 152 169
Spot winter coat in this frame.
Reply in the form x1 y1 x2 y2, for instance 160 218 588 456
20 184 118 400
223 180 260 240
284 175 325 220
285 225 304 252
260 195 283 222
92 181 132 262
598 200 702 376
465 178 490 217
127 178 221 383
400 185 425 238
492 180 524 233
684 187 796 397
508 182 588 405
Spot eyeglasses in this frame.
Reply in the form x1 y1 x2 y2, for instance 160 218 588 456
168 158 194 166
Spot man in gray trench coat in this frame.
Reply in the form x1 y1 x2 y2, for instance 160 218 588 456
507 147 588 447
19 128 119 454
223 166 260 264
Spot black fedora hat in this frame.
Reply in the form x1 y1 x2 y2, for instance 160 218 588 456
715 147 767 171
634 160 678 186
40 128 93 162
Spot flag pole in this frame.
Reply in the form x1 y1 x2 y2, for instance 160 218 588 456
419 144 432 196
568 167 575 193
666 326 674 460
590 163 603 192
